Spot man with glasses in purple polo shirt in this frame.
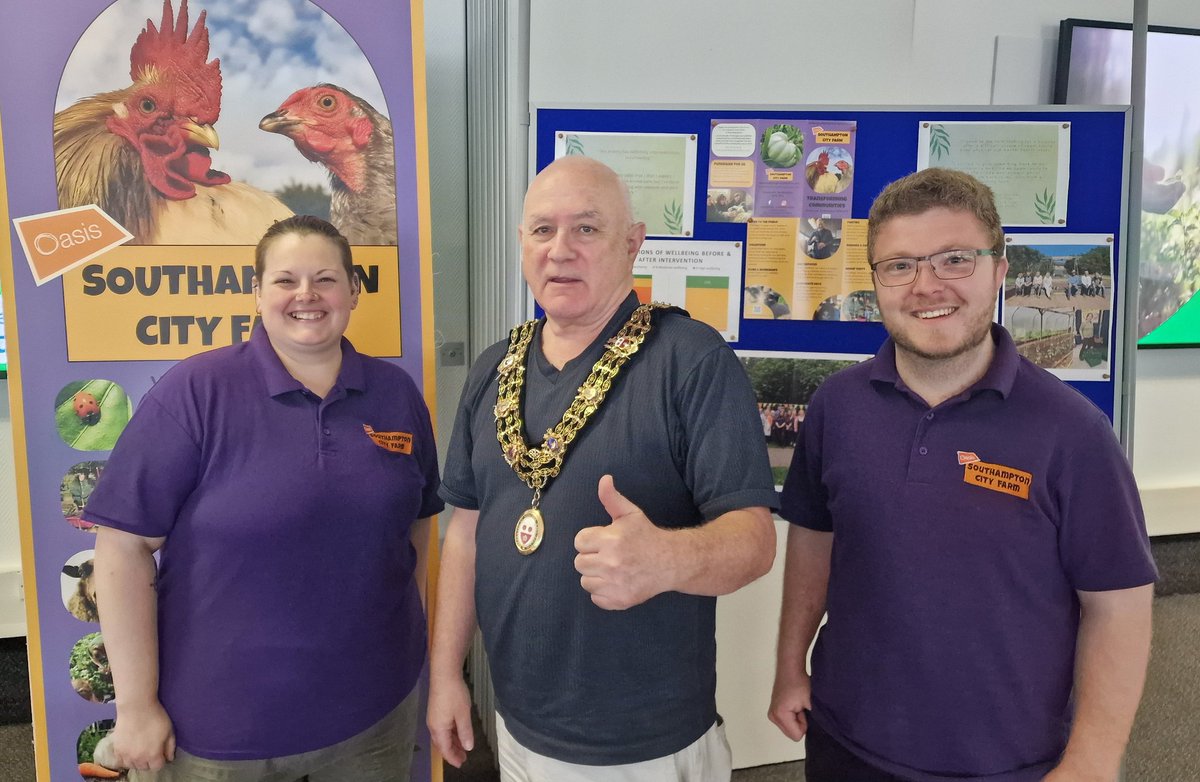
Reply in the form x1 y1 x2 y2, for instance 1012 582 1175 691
768 168 1156 782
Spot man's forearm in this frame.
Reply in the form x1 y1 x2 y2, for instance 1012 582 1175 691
1055 584 1154 779
668 507 776 597
775 525 832 677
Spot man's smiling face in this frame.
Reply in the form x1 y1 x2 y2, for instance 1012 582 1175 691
872 207 1007 363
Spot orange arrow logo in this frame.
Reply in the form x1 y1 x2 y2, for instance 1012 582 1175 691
12 205 132 285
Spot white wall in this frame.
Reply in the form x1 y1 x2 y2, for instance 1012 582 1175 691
528 0 1200 537
1132 349 1200 535
0 382 26 636
532 0 1123 104
0 384 17 566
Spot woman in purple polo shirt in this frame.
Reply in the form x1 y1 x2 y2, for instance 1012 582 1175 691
87 216 443 781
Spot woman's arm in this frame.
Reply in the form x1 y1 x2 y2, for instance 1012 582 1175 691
94 526 175 771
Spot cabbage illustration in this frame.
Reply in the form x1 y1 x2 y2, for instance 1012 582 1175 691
760 124 803 168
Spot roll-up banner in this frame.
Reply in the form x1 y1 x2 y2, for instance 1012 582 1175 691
0 1 438 778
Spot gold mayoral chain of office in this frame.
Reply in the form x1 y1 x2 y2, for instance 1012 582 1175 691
495 302 673 555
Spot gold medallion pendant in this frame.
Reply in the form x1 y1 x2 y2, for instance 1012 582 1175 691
495 302 672 554
514 507 544 555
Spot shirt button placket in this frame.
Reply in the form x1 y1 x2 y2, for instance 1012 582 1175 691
315 400 332 460
909 409 936 482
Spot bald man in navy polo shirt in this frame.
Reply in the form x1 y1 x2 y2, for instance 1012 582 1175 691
429 157 778 781
769 168 1156 782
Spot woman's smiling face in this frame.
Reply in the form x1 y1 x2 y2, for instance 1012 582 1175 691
253 232 359 360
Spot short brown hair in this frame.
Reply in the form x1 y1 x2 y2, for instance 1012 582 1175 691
867 168 1004 260
254 215 355 286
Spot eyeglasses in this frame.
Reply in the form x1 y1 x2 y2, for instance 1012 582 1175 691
869 249 997 287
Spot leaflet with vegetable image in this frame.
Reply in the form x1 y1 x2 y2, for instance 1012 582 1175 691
707 119 856 222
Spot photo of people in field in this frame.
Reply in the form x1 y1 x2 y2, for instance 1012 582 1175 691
738 352 866 485
1003 238 1113 380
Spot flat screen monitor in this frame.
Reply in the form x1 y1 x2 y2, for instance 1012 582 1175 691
1055 18 1200 348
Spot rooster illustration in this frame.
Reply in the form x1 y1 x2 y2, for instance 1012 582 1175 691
54 0 291 244
260 84 396 245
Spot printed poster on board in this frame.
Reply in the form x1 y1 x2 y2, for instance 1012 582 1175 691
743 218 878 322
1002 234 1115 381
736 350 870 487
917 121 1071 227
634 240 742 341
0 1 437 779
707 119 856 223
553 131 698 237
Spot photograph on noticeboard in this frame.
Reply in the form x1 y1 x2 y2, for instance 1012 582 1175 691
1002 234 1114 382
737 351 869 487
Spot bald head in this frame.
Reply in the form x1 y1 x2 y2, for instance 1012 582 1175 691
523 156 635 228
519 156 647 333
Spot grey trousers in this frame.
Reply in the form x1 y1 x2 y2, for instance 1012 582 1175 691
126 687 420 782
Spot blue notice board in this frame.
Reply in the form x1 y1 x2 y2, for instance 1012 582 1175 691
533 106 1129 423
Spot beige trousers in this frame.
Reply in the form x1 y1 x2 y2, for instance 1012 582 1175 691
495 713 732 782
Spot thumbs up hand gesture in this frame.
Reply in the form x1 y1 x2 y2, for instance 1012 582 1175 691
574 475 671 610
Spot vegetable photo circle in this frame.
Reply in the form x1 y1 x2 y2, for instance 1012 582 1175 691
77 718 127 780
60 460 106 532
54 380 133 451
759 123 804 169
68 632 114 704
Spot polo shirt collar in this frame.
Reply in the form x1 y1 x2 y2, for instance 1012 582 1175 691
575 290 643 358
580 290 641 339
249 325 366 397
612 290 642 325
869 323 1019 401
534 291 642 376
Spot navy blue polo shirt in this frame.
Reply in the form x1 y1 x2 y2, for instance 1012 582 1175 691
440 293 779 765
84 327 443 759
781 325 1156 782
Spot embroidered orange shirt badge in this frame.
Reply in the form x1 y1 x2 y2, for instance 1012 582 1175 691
363 424 413 454
962 457 1032 500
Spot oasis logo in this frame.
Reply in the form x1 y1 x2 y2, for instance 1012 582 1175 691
13 205 132 285
33 223 104 253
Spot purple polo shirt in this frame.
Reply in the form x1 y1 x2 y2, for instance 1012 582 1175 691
781 326 1155 782
84 327 442 759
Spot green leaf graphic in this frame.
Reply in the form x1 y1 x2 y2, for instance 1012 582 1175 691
929 124 951 161
663 200 684 234
564 135 585 156
1034 189 1057 224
